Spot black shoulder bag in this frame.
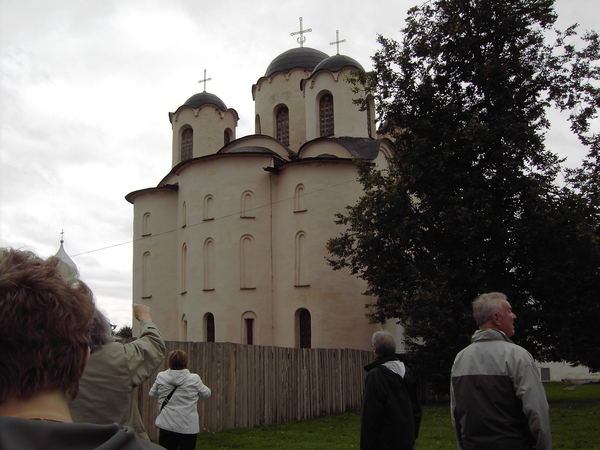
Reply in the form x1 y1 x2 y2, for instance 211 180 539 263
160 386 178 412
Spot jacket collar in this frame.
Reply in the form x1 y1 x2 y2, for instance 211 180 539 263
472 328 514 344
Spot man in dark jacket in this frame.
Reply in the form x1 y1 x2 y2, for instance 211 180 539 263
360 331 422 450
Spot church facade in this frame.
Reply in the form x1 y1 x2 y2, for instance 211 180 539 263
126 44 401 352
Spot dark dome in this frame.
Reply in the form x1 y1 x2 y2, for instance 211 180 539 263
265 47 328 77
313 54 364 73
182 92 227 110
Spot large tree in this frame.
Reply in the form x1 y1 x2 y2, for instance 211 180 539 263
327 0 600 392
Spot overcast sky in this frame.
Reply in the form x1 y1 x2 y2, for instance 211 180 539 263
1 0 598 330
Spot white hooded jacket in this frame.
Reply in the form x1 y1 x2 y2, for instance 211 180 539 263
149 369 211 434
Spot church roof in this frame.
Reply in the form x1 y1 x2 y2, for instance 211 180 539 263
265 47 328 77
313 54 364 73
54 240 79 281
335 137 381 159
182 91 227 110
226 146 278 155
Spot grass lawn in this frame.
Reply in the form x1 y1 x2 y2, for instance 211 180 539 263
194 382 599 449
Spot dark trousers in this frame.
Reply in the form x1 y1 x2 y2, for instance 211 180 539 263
158 428 198 450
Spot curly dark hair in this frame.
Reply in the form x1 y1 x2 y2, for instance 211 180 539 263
0 248 95 403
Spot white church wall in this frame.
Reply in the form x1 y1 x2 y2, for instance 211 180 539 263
132 189 180 340
270 160 377 351
173 154 275 345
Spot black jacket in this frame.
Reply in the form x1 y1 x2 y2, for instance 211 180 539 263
360 355 422 450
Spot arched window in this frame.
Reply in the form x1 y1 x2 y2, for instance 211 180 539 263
298 309 311 348
203 238 215 291
241 191 254 218
295 231 309 286
181 128 193 161
180 243 187 293
224 129 232 145
255 114 261 134
319 94 334 136
181 201 187 228
294 184 306 212
204 313 215 342
142 252 151 298
240 235 255 289
182 315 188 341
203 195 214 221
242 311 257 345
142 212 151 236
276 106 290 146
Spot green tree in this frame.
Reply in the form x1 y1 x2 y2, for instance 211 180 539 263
327 0 600 392
114 325 133 340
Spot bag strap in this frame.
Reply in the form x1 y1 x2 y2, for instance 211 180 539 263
160 386 178 411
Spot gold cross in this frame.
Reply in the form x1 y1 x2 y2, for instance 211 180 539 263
291 17 312 48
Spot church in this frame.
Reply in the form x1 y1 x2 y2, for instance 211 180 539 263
125 34 402 352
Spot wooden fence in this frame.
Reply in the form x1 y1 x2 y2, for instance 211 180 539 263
137 341 374 441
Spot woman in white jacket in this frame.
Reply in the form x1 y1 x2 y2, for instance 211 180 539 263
149 350 211 450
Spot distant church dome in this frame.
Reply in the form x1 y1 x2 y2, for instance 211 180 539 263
265 47 328 77
54 237 79 281
182 92 227 110
313 54 364 73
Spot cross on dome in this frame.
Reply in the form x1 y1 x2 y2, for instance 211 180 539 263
329 30 346 55
291 17 312 48
198 69 212 92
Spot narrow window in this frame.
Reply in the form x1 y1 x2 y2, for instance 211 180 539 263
240 235 255 289
294 184 306 212
142 252 151 298
319 94 334 136
142 212 151 236
205 313 215 342
181 201 187 228
299 309 311 348
182 315 188 341
241 191 254 218
203 238 215 291
203 195 214 221
245 318 254 345
181 128 193 161
276 106 290 146
224 129 231 145
255 114 261 134
180 243 187 293
295 231 309 286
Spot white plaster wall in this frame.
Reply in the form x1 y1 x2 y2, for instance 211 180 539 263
131 189 179 340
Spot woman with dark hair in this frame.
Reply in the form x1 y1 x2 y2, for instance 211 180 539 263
0 247 161 450
149 349 211 450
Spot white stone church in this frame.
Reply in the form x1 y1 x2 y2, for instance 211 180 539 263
125 40 400 352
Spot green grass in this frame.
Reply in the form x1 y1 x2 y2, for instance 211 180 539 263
195 382 600 449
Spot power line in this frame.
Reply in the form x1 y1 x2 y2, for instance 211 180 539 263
71 176 359 258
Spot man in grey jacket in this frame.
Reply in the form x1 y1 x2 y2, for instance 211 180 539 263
451 292 551 450
68 303 165 440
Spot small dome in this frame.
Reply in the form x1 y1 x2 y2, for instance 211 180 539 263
265 47 328 77
54 241 79 282
182 92 227 110
313 54 364 73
